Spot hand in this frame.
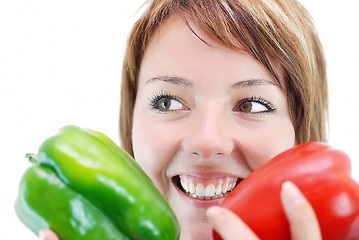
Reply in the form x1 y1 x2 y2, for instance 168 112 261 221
38 229 59 240
206 181 322 240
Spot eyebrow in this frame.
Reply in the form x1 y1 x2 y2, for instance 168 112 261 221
231 79 278 89
145 75 193 87
146 75 278 89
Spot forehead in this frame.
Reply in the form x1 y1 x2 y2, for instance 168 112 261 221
139 15 286 88
146 14 239 56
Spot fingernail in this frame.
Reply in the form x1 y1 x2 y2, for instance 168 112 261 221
281 181 304 206
206 206 223 219
38 230 45 240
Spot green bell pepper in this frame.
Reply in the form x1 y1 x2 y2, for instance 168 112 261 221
15 125 180 240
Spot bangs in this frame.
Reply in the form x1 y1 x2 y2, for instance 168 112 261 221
121 0 327 154
142 0 311 88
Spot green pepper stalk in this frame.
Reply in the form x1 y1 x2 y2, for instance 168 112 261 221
15 125 180 240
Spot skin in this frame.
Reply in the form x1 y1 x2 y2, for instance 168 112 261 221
39 15 322 240
131 15 319 240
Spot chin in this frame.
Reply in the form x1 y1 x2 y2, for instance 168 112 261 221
170 197 214 240
178 220 213 240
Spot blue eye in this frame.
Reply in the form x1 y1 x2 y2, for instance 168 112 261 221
233 97 277 114
149 92 188 112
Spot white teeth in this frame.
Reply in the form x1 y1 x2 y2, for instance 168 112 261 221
205 184 216 197
215 184 222 194
196 183 206 196
189 182 195 194
180 180 185 192
179 176 238 200
222 182 229 193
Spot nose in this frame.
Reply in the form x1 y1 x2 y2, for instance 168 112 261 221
182 106 235 160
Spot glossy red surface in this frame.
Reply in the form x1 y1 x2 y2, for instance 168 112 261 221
213 142 359 240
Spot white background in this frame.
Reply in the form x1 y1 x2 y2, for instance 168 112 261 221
0 0 358 239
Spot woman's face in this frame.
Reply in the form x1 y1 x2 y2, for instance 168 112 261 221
132 15 295 240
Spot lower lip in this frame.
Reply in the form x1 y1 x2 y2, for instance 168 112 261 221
174 183 226 208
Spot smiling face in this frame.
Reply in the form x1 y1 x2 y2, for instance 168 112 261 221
132 15 296 240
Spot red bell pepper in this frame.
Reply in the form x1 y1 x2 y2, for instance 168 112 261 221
213 142 359 240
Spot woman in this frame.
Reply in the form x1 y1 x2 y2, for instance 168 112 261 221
40 0 327 239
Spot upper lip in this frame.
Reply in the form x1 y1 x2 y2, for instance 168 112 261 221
170 169 248 179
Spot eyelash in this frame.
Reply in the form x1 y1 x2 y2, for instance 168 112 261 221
149 91 184 113
149 92 277 114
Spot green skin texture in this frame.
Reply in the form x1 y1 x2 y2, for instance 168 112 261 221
15 125 180 240
16 165 127 239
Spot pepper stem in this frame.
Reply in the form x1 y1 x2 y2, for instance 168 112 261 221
25 153 38 164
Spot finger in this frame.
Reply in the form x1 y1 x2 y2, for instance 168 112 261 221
206 206 259 240
39 229 59 240
281 181 322 240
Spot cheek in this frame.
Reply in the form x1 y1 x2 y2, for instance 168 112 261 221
132 118 180 192
242 120 296 170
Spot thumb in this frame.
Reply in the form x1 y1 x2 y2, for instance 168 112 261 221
206 206 259 240
39 229 59 240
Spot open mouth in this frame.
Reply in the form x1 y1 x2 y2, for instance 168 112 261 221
173 175 243 200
